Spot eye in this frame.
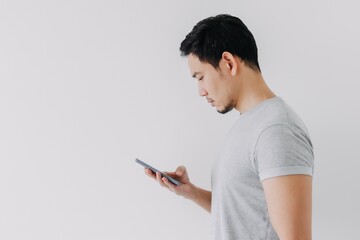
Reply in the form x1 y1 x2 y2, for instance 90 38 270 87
199 76 204 81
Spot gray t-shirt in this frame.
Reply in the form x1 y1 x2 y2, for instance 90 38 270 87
211 96 314 240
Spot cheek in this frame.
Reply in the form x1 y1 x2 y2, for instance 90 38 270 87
210 80 223 96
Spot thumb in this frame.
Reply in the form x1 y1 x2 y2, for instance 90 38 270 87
176 166 186 176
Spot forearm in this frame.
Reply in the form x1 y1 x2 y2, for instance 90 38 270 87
187 184 212 213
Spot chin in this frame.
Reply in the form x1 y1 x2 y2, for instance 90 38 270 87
217 105 234 114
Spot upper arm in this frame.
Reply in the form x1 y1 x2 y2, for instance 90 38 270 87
255 124 314 239
262 174 312 240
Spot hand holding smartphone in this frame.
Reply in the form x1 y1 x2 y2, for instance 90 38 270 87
135 158 181 186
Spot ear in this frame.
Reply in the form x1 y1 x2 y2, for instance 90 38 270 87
221 52 238 76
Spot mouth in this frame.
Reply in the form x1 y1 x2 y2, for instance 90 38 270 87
207 98 215 106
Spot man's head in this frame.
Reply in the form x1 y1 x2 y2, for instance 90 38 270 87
180 14 261 114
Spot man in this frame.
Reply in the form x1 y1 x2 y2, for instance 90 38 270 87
145 14 314 240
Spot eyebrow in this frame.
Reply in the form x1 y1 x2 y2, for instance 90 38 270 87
192 72 202 78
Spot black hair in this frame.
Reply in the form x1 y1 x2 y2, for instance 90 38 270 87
180 14 261 72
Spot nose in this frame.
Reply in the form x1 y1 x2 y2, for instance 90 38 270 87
198 84 208 97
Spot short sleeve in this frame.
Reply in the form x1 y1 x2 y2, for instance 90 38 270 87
254 124 314 181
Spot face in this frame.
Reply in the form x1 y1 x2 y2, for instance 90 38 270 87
188 53 236 114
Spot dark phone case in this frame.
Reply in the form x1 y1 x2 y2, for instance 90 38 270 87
135 158 181 186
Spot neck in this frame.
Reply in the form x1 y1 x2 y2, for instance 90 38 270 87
234 69 276 113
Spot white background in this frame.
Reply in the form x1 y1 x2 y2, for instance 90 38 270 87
1 0 359 239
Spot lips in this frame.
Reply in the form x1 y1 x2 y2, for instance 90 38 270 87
206 98 215 106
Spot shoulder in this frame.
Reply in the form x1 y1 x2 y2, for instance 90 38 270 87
254 97 311 139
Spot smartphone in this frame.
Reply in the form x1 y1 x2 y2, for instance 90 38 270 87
135 158 181 186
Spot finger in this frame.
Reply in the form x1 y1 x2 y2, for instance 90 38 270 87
145 168 156 180
156 172 169 188
162 177 176 191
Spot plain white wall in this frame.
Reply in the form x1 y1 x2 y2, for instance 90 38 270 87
1 0 359 239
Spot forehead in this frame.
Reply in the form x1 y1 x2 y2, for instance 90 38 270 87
187 54 202 70
187 54 212 76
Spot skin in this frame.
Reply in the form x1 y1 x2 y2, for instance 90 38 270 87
145 52 312 240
